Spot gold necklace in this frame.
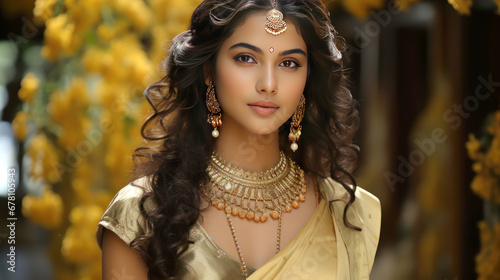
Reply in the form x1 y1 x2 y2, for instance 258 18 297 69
204 151 307 223
204 151 304 277
225 212 282 277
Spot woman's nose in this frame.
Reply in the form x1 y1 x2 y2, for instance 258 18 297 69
256 65 277 95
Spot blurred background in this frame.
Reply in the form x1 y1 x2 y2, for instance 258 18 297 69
0 0 498 279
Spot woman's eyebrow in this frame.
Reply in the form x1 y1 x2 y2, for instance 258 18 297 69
279 48 306 56
229 43 306 57
229 42 263 54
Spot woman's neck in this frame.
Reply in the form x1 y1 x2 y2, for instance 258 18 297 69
214 126 281 172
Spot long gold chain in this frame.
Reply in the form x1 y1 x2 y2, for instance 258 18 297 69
225 211 282 277
204 151 307 223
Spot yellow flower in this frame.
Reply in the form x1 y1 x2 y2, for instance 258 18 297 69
96 24 116 42
41 14 79 61
61 225 101 263
448 0 473 15
67 0 104 33
88 26 157 84
33 0 57 24
12 111 30 142
96 19 131 42
150 0 197 24
472 161 484 174
81 47 107 74
62 204 103 263
72 178 91 203
106 134 134 191
476 222 500 279
18 72 39 103
47 78 91 148
69 204 103 227
27 134 61 183
109 35 145 80
112 0 152 32
466 133 482 161
125 48 154 87
22 188 63 229
72 160 94 203
471 173 500 203
97 81 131 114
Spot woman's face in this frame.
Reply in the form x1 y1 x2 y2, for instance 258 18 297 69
210 11 308 136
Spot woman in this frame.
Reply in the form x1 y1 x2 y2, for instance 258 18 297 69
96 0 381 279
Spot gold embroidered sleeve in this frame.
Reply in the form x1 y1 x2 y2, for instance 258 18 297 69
95 183 151 248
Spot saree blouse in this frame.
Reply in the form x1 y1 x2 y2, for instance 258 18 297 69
96 177 381 279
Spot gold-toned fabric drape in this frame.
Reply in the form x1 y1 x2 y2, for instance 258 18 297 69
95 177 381 279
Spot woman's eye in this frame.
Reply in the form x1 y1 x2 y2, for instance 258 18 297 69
280 60 301 68
234 55 256 63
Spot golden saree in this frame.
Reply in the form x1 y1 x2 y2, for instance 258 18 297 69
96 177 381 279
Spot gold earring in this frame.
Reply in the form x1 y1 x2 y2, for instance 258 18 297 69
206 80 222 138
289 95 305 152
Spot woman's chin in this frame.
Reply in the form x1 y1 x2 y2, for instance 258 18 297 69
249 125 281 136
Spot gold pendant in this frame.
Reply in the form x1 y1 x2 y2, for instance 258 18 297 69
265 8 287 36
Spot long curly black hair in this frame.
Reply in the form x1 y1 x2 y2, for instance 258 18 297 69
130 1 360 279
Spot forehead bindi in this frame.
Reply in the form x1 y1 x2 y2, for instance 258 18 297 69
222 11 307 54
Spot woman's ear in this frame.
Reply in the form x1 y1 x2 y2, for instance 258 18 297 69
203 63 212 86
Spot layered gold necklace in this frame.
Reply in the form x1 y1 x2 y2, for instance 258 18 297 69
203 151 307 276
204 151 307 223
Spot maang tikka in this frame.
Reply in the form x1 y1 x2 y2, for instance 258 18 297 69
265 0 287 35
289 95 305 152
206 80 222 138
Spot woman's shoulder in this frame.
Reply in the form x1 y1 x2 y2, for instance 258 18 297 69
95 176 154 249
116 176 153 196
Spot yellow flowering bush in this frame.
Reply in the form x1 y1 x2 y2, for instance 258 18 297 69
18 72 39 103
22 187 63 229
467 110 500 280
26 133 61 184
12 111 30 142
33 0 57 23
16 0 199 279
468 111 500 204
62 204 104 263
476 222 500 280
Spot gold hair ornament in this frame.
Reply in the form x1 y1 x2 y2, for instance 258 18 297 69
265 0 287 35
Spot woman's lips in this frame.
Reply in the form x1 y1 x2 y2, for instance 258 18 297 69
248 101 279 116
